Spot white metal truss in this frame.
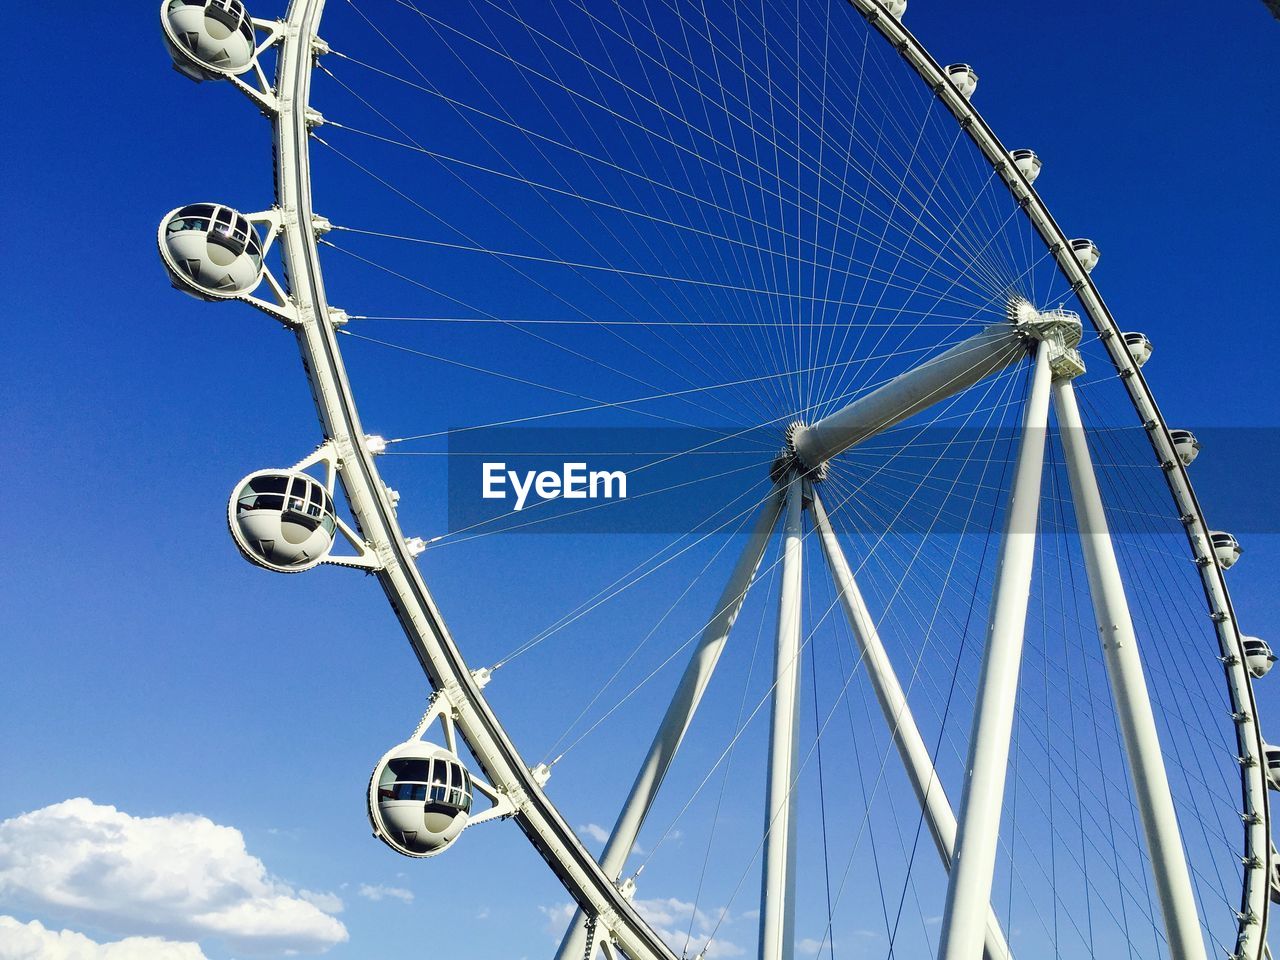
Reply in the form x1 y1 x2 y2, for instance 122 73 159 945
162 0 1270 956
398 690 518 832
937 343 1053 960
265 2 683 957
846 4 1270 954
1053 376 1207 959
810 488 1012 960
790 322 1026 470
758 478 806 960
555 487 786 960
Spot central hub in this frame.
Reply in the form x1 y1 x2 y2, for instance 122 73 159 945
770 421 828 484
1008 296 1086 380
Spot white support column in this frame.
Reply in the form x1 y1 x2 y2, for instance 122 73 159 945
759 476 806 960
810 490 1011 960
1053 377 1207 960
937 343 1053 960
556 488 786 960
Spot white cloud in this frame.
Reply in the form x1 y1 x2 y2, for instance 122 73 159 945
0 916 208 960
633 898 743 958
357 884 414 904
0 799 347 955
543 898 742 958
575 823 644 855
539 902 577 934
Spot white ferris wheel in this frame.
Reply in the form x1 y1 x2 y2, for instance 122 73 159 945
157 1 1276 958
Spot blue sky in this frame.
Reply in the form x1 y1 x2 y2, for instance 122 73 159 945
3 2 1280 958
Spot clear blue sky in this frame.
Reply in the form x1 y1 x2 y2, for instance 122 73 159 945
2 2 1279 958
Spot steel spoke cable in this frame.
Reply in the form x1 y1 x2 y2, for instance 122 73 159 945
815 196 1040 424
640 352 1026 953
685 365 1026 955
680 535 780 957
821 366 1035 955
489 477 781 670
320 3 1241 952
1071 388 1244 928
536 488 764 767
533 0 797 420
329 223 996 314
329 7 796 424
346 313 988 326
321 54 997 317
357 330 1007 444
313 123 779 427
325 23 1024 308
427 449 780 551
439 0 793 422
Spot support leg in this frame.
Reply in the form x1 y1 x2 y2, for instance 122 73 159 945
758 476 805 960
1053 377 1207 960
556 488 786 960
937 343 1053 960
810 489 1011 960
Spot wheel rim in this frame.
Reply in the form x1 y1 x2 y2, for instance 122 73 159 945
159 1 1270 957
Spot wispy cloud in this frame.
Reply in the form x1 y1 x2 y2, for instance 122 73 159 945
543 898 743 957
357 883 415 904
576 823 645 855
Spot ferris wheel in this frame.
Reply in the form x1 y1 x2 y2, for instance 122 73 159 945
157 1 1275 958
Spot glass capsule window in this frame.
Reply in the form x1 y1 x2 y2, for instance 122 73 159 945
380 756 472 813
167 203 217 235
169 205 263 269
236 473 336 535
204 0 255 44
209 208 251 257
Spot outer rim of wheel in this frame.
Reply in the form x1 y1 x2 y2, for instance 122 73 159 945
265 0 1269 956
841 4 1270 953
268 3 679 957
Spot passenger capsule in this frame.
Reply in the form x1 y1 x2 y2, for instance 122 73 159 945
944 64 978 101
1271 844 1280 905
1122 332 1153 368
160 204 266 300
1070 239 1101 274
1210 530 1241 570
368 740 473 858
1011 149 1042 184
1169 429 1201 466
161 0 259 82
1264 743 1280 791
1243 637 1276 679
881 0 907 18
228 470 337 573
